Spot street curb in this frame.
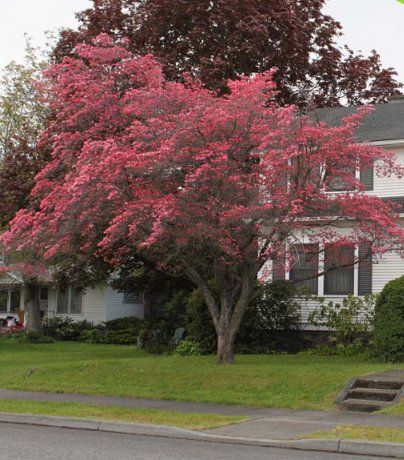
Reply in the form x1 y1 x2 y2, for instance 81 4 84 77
0 412 403 458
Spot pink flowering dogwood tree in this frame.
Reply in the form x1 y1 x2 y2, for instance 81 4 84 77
3 36 404 363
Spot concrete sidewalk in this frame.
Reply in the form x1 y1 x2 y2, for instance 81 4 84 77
0 388 403 441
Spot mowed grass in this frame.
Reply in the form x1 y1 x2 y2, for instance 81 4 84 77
0 341 401 410
304 424 404 443
0 399 246 430
379 400 404 416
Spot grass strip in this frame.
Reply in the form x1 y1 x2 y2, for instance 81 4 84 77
0 399 247 431
304 424 404 443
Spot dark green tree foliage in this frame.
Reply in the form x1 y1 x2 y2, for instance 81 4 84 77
374 276 404 363
0 42 49 227
53 0 401 106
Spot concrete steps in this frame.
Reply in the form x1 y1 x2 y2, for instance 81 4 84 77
337 378 404 412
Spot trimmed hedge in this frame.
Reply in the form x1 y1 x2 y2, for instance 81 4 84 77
373 276 404 362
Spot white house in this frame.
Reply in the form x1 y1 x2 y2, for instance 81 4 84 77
0 271 144 325
1 97 404 327
273 96 404 327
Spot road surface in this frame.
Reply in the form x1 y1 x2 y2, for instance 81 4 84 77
0 423 391 460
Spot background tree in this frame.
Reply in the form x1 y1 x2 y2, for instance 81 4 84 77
53 0 402 106
3 37 403 363
0 39 50 227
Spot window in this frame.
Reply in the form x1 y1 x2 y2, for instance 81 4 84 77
0 290 7 313
328 166 356 192
324 247 355 295
289 245 319 294
39 287 49 302
0 288 21 313
57 287 82 314
9 290 21 312
70 288 83 314
123 291 141 304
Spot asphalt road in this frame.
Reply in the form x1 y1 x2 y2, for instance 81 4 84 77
0 423 391 460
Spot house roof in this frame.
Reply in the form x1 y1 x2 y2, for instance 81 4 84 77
312 97 404 143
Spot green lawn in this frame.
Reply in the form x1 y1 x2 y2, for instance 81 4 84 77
0 341 401 410
0 399 245 430
379 400 404 416
304 424 404 443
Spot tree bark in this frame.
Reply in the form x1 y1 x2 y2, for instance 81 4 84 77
184 263 256 365
215 272 255 364
143 290 156 319
25 282 42 336
216 324 237 364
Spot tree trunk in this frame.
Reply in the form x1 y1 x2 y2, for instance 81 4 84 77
143 290 156 319
216 326 237 364
183 264 255 365
25 282 42 336
215 272 255 364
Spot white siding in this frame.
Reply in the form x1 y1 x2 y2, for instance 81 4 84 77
369 147 404 198
50 285 108 324
104 287 144 321
373 251 404 293
44 285 144 324
81 286 109 324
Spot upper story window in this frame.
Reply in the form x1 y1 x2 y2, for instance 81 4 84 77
57 287 83 314
327 166 356 192
327 163 374 193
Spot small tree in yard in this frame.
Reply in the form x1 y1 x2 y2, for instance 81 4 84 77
0 39 50 227
2 36 404 363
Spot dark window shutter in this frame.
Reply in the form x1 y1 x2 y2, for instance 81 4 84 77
360 165 374 191
273 252 286 281
358 243 373 295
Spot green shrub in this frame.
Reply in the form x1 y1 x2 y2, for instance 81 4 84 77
301 340 372 358
103 316 144 333
308 295 375 347
80 328 105 343
138 323 174 354
236 281 303 354
42 317 98 341
184 288 216 354
184 280 304 355
42 316 146 345
255 281 302 332
173 339 203 356
374 276 404 363
102 329 139 345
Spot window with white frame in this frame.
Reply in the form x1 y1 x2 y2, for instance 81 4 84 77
0 290 7 313
323 247 355 295
0 288 21 313
57 287 83 314
289 244 319 294
285 244 364 297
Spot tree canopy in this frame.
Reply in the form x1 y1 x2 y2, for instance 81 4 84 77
3 36 403 362
0 40 50 227
53 0 402 106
